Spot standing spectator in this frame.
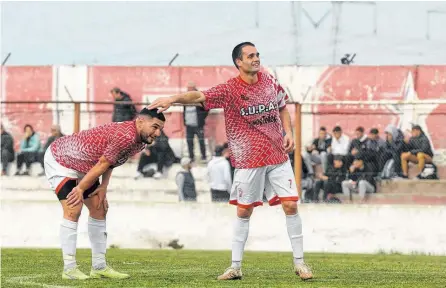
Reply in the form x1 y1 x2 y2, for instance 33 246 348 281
111 87 137 122
366 128 386 172
401 125 434 178
1 124 15 176
183 81 208 162
304 126 331 173
15 124 41 176
381 125 405 179
207 146 232 202
313 155 346 203
38 124 64 176
342 153 376 202
327 126 350 166
176 158 197 202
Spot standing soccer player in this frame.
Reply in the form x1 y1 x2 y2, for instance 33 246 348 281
44 108 165 280
148 42 313 281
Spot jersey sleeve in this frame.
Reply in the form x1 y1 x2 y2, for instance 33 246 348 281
274 78 289 109
202 82 231 110
103 131 133 165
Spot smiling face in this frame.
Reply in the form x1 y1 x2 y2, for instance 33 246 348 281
236 45 260 75
136 116 165 145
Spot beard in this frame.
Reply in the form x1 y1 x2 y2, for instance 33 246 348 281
140 132 154 145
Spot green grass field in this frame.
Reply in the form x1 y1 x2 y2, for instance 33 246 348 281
1 249 446 288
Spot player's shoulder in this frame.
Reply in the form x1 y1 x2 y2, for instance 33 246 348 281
259 71 279 83
108 121 138 138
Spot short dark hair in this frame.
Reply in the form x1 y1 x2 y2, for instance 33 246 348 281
110 87 121 94
139 108 166 122
320 127 327 132
412 125 422 131
333 126 342 132
370 128 379 135
232 42 255 69
356 126 365 133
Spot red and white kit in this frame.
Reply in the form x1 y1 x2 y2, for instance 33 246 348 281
203 72 298 207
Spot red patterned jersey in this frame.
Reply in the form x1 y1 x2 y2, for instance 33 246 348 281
203 72 289 169
51 121 145 173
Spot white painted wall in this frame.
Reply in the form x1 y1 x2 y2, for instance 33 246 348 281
2 200 445 255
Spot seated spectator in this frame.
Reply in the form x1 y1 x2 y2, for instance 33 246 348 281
135 130 178 179
401 125 434 179
176 158 197 202
366 128 386 172
313 155 346 203
1 124 15 176
15 124 41 176
342 153 376 202
38 125 64 176
381 125 405 179
304 126 331 173
327 126 350 166
207 146 232 202
346 126 368 168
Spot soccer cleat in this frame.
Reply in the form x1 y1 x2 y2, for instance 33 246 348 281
90 265 130 279
217 267 242 280
62 267 89 280
294 262 313 280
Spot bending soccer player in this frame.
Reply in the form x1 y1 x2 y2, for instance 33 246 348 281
148 42 313 281
44 108 165 280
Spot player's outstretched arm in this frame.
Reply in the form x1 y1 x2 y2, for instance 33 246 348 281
147 91 206 113
66 156 112 207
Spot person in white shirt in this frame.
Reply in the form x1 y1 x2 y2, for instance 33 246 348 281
207 145 232 202
329 126 350 156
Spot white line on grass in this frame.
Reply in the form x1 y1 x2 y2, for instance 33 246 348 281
6 275 70 288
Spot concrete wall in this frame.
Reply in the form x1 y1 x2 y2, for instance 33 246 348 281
2 200 445 256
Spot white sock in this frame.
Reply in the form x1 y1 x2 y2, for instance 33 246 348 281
60 218 78 271
231 217 250 269
88 217 107 270
286 214 304 265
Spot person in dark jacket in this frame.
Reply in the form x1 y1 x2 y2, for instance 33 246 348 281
401 125 434 178
183 82 208 162
342 152 376 202
304 126 331 173
365 128 386 172
1 124 15 176
111 87 137 123
313 155 346 203
381 125 405 178
346 126 369 168
38 124 64 176
176 158 197 202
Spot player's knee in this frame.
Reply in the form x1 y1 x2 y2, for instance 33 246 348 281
63 207 81 222
282 200 297 215
89 207 106 220
237 206 253 219
401 152 410 160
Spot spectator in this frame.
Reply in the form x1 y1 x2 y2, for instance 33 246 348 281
366 128 386 172
304 126 331 173
135 131 178 179
183 81 208 162
327 126 350 166
381 125 405 179
313 155 346 203
111 87 137 122
207 146 232 202
349 126 368 156
342 152 376 202
176 158 197 202
15 124 41 176
38 124 64 176
1 124 15 176
401 125 434 178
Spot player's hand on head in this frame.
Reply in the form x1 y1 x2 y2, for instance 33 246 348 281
147 97 174 113
66 186 84 208
283 133 294 153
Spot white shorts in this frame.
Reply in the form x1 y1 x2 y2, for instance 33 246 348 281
44 146 85 192
229 160 299 208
